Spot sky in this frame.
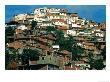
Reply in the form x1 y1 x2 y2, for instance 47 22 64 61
5 5 106 23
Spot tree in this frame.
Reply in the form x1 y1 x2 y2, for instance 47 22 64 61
31 20 37 30
101 46 106 60
55 29 84 61
93 59 105 70
59 35 74 51
88 52 105 70
55 29 65 45
46 26 56 33
5 48 18 70
5 26 15 43
5 49 10 69
28 49 40 61
72 43 84 61
88 52 94 69
55 31 84 61
5 26 15 35
95 42 101 50
21 49 40 65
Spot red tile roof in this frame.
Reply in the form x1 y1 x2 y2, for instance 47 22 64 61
15 29 23 34
8 41 24 49
47 34 56 40
58 50 71 56
57 26 68 30
46 13 53 16
38 37 47 43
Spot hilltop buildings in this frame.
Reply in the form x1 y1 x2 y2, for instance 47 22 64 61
5 7 106 70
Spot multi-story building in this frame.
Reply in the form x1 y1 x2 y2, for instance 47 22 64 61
6 7 106 70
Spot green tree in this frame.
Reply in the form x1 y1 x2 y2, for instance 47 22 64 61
5 48 17 69
88 52 105 70
55 29 65 45
5 26 15 43
21 49 40 65
93 59 105 70
95 42 101 50
46 26 56 33
88 52 94 69
101 46 106 60
71 45 84 61
5 49 10 69
31 20 37 30
5 26 15 35
55 30 84 61
59 35 74 51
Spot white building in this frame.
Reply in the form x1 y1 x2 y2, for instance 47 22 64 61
52 45 60 50
95 32 104 37
72 24 81 28
13 14 27 22
67 30 77 36
17 25 27 30
40 22 54 27
74 61 90 69
34 7 47 14
26 14 34 22
47 8 60 13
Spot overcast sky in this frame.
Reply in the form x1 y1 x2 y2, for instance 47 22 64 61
5 5 106 23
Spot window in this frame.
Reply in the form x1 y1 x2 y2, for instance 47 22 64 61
42 57 44 60
47 51 50 55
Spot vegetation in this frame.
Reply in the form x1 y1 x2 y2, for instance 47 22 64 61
55 29 84 61
88 52 105 70
5 48 17 69
21 49 40 62
101 46 106 60
5 26 15 43
5 22 106 70
93 59 105 70
31 20 37 30
46 26 56 33
5 48 40 70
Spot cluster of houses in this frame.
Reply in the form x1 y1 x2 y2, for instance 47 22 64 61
5 7 106 70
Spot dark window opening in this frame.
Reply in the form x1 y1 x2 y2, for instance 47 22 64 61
42 57 44 60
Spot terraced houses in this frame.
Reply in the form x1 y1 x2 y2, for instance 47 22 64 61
5 7 106 70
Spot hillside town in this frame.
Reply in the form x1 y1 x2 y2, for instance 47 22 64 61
5 7 106 70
